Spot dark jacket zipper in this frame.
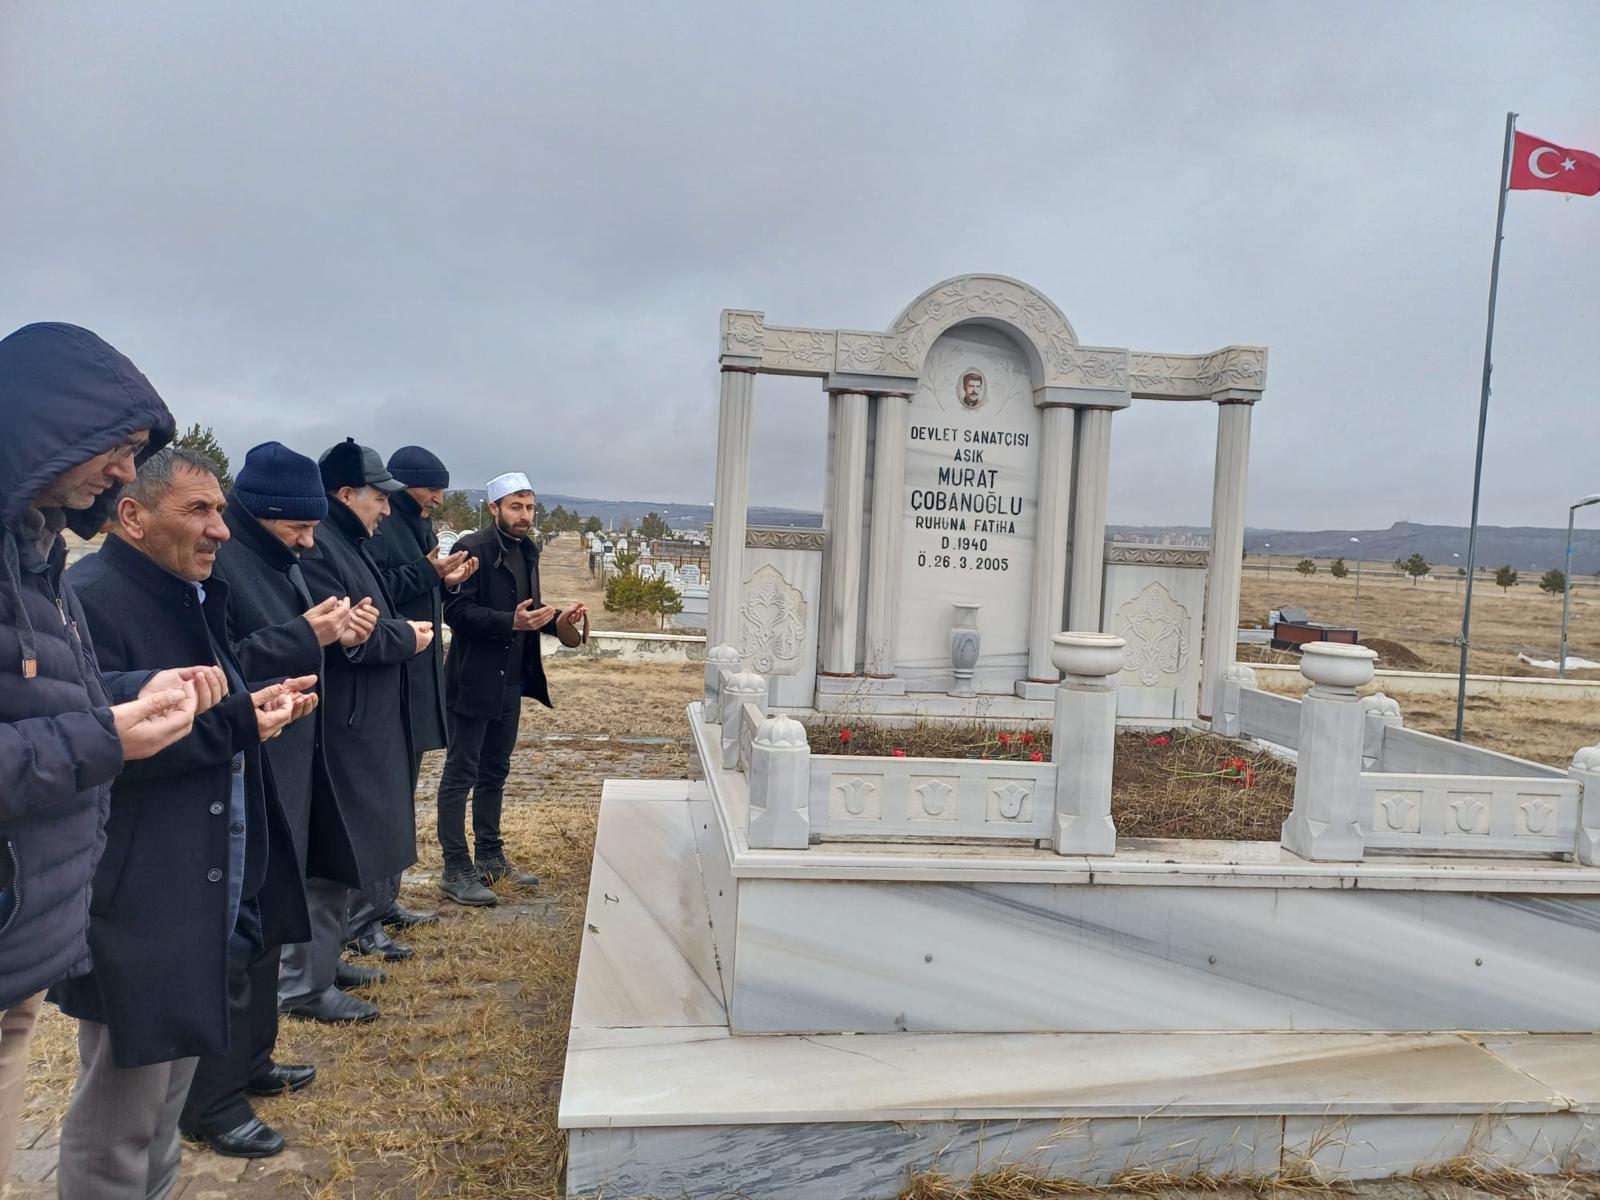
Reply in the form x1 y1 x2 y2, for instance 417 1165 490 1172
0 837 21 936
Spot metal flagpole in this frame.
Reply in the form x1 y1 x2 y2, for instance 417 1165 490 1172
1454 111 1518 741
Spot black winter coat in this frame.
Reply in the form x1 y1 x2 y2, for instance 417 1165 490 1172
368 491 447 754
213 502 360 885
443 527 564 719
297 499 418 883
0 321 174 1011
55 535 309 1068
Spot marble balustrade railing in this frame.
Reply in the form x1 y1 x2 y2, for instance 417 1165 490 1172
1356 770 1580 854
703 635 1125 856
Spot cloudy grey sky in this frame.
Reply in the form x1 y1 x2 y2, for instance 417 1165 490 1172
2 1 1595 530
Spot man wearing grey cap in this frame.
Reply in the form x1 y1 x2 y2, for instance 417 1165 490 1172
297 439 435 968
437 472 586 905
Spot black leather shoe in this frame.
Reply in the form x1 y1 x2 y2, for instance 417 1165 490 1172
246 1063 316 1096
344 933 415 961
182 1115 285 1158
476 856 541 888
382 902 439 929
283 987 380 1025
336 960 385 990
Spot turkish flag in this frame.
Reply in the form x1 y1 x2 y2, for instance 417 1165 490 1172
1509 130 1600 195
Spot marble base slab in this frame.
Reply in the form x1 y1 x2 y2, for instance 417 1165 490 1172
569 783 725 1031
569 1115 1282 1200
730 875 1600 1034
562 783 1600 1198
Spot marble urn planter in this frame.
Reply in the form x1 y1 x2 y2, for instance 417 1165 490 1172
1299 642 1377 692
1051 631 1127 683
948 602 981 697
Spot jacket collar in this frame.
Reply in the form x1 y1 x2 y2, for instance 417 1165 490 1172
100 531 230 608
224 498 298 572
322 495 371 543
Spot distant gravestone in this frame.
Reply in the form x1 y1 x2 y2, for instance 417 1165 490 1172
679 564 702 586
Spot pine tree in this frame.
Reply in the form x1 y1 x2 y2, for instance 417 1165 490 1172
172 423 233 492
1494 565 1519 592
1540 568 1566 598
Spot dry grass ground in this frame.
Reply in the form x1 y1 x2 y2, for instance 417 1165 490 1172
1240 564 1600 679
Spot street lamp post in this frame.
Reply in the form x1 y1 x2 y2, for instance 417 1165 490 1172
1452 552 1461 594
1559 494 1600 679
1350 537 1361 626
1264 542 1271 580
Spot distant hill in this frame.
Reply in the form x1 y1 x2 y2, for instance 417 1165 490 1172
456 490 1600 575
1241 521 1600 577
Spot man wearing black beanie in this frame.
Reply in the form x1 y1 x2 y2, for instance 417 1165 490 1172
298 439 433 964
368 447 475 932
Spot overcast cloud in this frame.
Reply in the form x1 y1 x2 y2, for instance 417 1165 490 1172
2 1 1595 529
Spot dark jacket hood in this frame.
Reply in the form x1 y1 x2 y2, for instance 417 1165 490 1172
0 323 176 534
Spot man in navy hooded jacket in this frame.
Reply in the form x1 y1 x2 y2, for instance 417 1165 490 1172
0 323 208 1183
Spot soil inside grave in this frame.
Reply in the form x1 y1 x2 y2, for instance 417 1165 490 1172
804 721 1296 842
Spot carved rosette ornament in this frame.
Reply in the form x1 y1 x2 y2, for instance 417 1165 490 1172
1115 581 1191 687
738 564 807 675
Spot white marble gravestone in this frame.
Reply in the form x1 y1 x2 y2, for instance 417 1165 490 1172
892 326 1040 692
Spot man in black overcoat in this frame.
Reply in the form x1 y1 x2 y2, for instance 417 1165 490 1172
436 472 585 906
214 442 380 1029
55 447 314 1195
366 445 475 930
300 439 434 961
206 444 375 1067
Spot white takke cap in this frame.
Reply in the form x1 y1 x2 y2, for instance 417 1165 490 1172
486 471 533 503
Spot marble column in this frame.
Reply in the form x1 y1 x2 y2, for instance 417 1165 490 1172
708 366 756 648
820 391 868 676
1198 394 1255 721
1065 407 1113 634
863 393 911 677
1022 404 1077 688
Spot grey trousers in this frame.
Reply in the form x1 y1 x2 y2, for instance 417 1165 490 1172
346 873 403 948
278 877 352 1009
57 1020 197 1200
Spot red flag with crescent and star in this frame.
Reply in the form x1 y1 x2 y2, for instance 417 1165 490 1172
1509 130 1600 196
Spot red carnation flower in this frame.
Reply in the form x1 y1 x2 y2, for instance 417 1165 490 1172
1021 733 1035 747
1148 734 1171 747
1030 751 1044 762
998 733 1012 747
891 748 906 757
838 728 852 744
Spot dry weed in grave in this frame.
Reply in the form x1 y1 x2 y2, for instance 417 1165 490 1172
807 720 1296 842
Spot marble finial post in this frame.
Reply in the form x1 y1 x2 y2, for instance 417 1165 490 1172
747 715 812 849
1571 744 1600 866
1360 692 1403 769
1217 663 1258 738
1050 632 1125 856
704 643 742 710
720 670 767 771
1281 643 1376 862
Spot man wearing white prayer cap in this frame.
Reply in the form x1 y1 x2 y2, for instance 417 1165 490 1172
435 471 586 905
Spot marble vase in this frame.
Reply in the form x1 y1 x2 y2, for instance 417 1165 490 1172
949 602 982 697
